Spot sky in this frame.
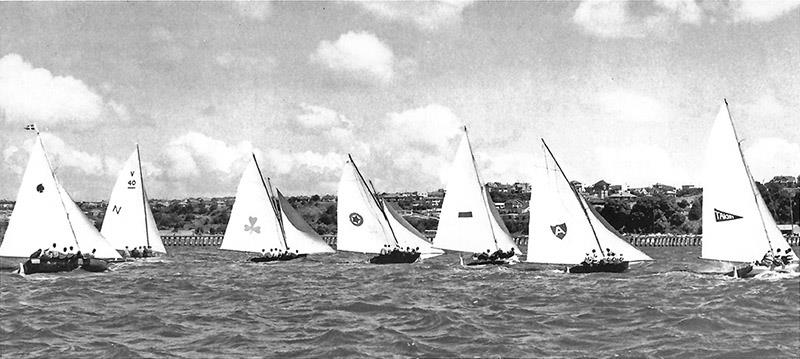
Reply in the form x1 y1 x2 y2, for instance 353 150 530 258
0 1 798 200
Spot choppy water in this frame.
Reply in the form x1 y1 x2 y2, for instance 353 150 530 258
1 246 798 358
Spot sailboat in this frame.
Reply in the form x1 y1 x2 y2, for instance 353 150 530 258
433 127 521 266
0 127 120 274
220 154 333 262
336 155 442 264
101 145 166 258
526 139 653 273
700 100 797 277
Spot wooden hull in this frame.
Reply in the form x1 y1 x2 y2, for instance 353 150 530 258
250 254 307 263
369 252 420 264
20 257 108 275
569 261 629 273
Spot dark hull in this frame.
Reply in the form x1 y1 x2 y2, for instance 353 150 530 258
466 259 508 266
21 258 109 275
250 254 307 263
724 264 753 278
369 252 420 264
569 261 629 273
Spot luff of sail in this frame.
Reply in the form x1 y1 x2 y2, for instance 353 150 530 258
701 101 795 263
433 128 520 254
101 146 166 253
0 135 120 260
526 140 651 265
336 157 397 254
383 201 444 258
221 155 285 253
276 189 335 254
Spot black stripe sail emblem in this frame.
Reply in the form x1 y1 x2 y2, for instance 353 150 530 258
714 208 742 222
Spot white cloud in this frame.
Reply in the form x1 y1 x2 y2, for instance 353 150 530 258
215 52 277 72
357 1 476 31
596 90 672 122
296 103 352 129
384 104 463 150
164 132 255 179
573 0 800 38
263 149 341 176
731 0 800 23
311 31 396 84
232 1 272 21
594 144 689 187
0 53 130 125
744 138 800 181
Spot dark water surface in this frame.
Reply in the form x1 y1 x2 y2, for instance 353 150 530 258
1 246 798 358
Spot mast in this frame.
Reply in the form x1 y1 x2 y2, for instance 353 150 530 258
541 139 605 255
724 99 775 256
265 177 288 249
38 133 81 249
463 127 500 250
136 144 150 247
347 154 399 246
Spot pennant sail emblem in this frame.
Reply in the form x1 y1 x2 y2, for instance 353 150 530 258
550 223 567 239
714 208 742 222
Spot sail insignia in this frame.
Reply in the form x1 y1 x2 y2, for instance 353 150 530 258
550 223 567 239
713 209 742 222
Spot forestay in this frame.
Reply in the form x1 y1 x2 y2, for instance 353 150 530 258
221 156 285 253
277 190 334 254
434 129 519 254
101 147 166 253
383 201 444 258
701 102 795 262
336 158 396 254
526 141 651 265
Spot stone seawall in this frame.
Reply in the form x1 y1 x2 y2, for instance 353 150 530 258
161 234 800 248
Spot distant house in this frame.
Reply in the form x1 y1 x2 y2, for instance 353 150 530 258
681 185 695 190
609 184 622 194
494 202 506 210
607 191 638 201
570 181 584 193
770 176 797 185
592 180 610 192
777 224 800 235
653 183 677 195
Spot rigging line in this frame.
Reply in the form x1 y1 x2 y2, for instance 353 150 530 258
463 127 500 250
37 134 80 249
136 144 150 247
251 154 287 249
724 99 775 256
348 154 399 246
266 177 289 250
541 139 605 256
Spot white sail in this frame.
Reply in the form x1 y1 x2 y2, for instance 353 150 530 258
336 158 396 254
0 136 119 259
434 129 520 254
701 102 795 262
527 141 651 264
101 147 166 253
58 182 121 260
221 156 285 253
276 190 335 254
383 201 444 258
0 137 80 258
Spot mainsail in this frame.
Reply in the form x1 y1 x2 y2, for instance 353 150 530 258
700 101 795 263
101 146 166 253
220 155 285 253
433 128 521 254
276 189 335 254
336 156 398 254
0 135 120 260
526 140 651 265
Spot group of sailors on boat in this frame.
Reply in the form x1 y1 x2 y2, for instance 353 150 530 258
258 248 303 261
471 248 516 262
370 245 422 263
757 249 794 268
122 246 156 258
379 245 421 256
581 248 625 266
29 243 98 262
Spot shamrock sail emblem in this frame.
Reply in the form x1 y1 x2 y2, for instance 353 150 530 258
244 216 261 234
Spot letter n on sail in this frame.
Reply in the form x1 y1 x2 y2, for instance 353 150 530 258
550 223 567 239
713 208 742 222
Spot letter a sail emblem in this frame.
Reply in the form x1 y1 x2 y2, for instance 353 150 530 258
714 208 742 222
550 223 567 239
